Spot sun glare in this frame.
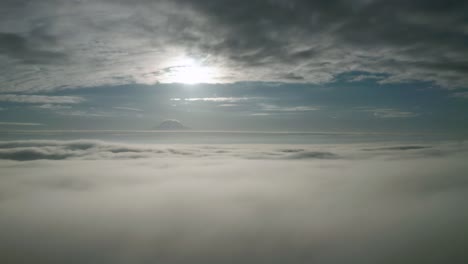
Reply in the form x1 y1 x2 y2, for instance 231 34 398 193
167 57 217 84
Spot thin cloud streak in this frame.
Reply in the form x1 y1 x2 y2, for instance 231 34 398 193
0 94 84 104
112 107 144 112
0 122 43 126
171 97 260 102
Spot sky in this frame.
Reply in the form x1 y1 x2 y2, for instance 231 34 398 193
0 0 467 133
1 2 468 263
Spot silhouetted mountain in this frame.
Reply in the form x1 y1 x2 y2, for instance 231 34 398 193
153 119 189 130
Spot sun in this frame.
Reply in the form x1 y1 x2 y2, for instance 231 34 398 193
166 57 217 84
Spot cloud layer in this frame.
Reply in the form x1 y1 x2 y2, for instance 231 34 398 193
0 0 467 92
0 139 466 161
0 140 467 263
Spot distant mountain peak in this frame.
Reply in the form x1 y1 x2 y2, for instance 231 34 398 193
154 119 189 130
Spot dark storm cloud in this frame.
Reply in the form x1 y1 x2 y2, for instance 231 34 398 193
0 0 467 91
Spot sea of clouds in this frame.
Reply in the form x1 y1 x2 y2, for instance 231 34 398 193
0 140 467 263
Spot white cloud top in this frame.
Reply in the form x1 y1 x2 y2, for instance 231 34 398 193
0 140 467 263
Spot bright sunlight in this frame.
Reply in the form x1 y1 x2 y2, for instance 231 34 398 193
166 57 218 84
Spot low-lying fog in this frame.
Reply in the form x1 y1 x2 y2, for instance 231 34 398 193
1 140 467 263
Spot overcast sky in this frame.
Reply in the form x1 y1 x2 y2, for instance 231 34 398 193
0 0 467 132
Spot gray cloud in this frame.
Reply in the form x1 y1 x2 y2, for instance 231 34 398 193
0 0 467 92
0 32 67 64
0 141 467 263
173 0 468 87
362 145 430 151
0 140 335 161
0 139 466 161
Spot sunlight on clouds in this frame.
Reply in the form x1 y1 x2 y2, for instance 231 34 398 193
163 56 219 84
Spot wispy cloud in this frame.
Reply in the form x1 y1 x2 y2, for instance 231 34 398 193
217 104 238 107
171 97 259 102
0 122 43 126
451 91 468 99
0 94 84 104
373 109 419 119
59 110 111 118
35 104 72 110
112 107 144 112
348 73 386 82
250 113 271 116
358 108 419 118
260 104 320 112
